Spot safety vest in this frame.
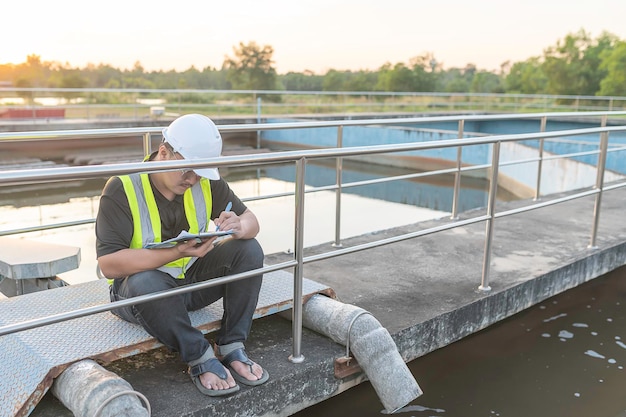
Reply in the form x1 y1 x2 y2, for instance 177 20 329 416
117 173 213 280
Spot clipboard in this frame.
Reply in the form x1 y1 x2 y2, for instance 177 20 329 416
144 230 234 249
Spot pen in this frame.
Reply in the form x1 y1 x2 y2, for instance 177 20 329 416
215 201 232 231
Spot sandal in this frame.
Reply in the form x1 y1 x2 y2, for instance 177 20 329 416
189 357 240 397
219 348 269 386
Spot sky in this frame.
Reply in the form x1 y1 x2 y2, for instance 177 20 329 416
2 0 626 75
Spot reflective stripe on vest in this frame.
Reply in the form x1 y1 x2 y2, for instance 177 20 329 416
117 173 213 280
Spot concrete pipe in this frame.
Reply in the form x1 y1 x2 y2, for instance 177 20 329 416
51 359 150 417
302 294 423 413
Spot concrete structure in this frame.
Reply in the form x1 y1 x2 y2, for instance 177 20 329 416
262 117 626 198
29 183 626 417
0 271 333 417
0 237 79 296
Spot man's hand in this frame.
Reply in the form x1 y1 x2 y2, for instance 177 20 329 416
99 235 219 279
214 211 238 235
214 208 260 239
175 236 218 258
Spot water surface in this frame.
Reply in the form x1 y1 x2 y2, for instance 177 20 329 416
0 176 448 284
294 266 626 417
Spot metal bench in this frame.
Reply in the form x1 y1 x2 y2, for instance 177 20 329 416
0 270 334 417
0 237 79 297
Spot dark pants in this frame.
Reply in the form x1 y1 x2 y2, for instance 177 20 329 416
109 238 264 364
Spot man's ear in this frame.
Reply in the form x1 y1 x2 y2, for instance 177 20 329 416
157 144 170 160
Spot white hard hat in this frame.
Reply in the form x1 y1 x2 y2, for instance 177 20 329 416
161 114 222 180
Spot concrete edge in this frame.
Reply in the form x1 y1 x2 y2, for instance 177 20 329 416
393 240 626 362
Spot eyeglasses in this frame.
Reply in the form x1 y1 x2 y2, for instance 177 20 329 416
169 150 199 180
179 167 196 176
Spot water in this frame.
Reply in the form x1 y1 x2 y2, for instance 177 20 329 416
294 265 626 417
0 172 449 285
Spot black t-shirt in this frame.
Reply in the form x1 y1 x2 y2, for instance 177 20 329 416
95 175 247 258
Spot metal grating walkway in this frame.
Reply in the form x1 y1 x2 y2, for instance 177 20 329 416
0 270 334 417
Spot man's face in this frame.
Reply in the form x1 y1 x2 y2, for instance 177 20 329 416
159 145 201 195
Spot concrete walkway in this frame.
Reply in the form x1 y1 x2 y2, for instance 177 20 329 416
31 184 626 417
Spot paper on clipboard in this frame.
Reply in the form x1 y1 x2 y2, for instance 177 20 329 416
144 230 234 249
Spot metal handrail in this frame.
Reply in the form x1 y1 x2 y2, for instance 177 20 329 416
1 115 626 362
2 126 625 185
0 261 296 336
3 110 626 141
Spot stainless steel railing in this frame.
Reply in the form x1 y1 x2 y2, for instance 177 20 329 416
1 114 626 362
3 110 626 237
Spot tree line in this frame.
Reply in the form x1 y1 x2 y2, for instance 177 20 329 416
1 29 625 97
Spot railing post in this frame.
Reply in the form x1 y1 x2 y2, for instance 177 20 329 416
142 133 152 156
534 116 547 200
333 125 344 247
479 141 501 292
589 119 609 249
30 90 36 119
86 90 91 120
256 97 262 149
256 97 263 181
451 120 464 219
289 157 306 364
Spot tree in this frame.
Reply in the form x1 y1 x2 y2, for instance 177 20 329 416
14 77 34 104
504 58 547 94
279 70 324 91
89 64 123 88
1 29 625 98
598 40 626 96
57 68 88 101
14 54 48 88
376 63 414 92
541 30 617 96
438 66 475 93
471 71 503 93
343 70 378 92
409 53 440 92
223 41 277 91
322 70 349 92
120 76 155 89
0 63 15 86
580 31 619 95
130 61 145 76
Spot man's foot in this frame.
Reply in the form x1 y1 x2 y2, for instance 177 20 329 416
218 348 269 386
199 368 238 391
189 358 240 397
